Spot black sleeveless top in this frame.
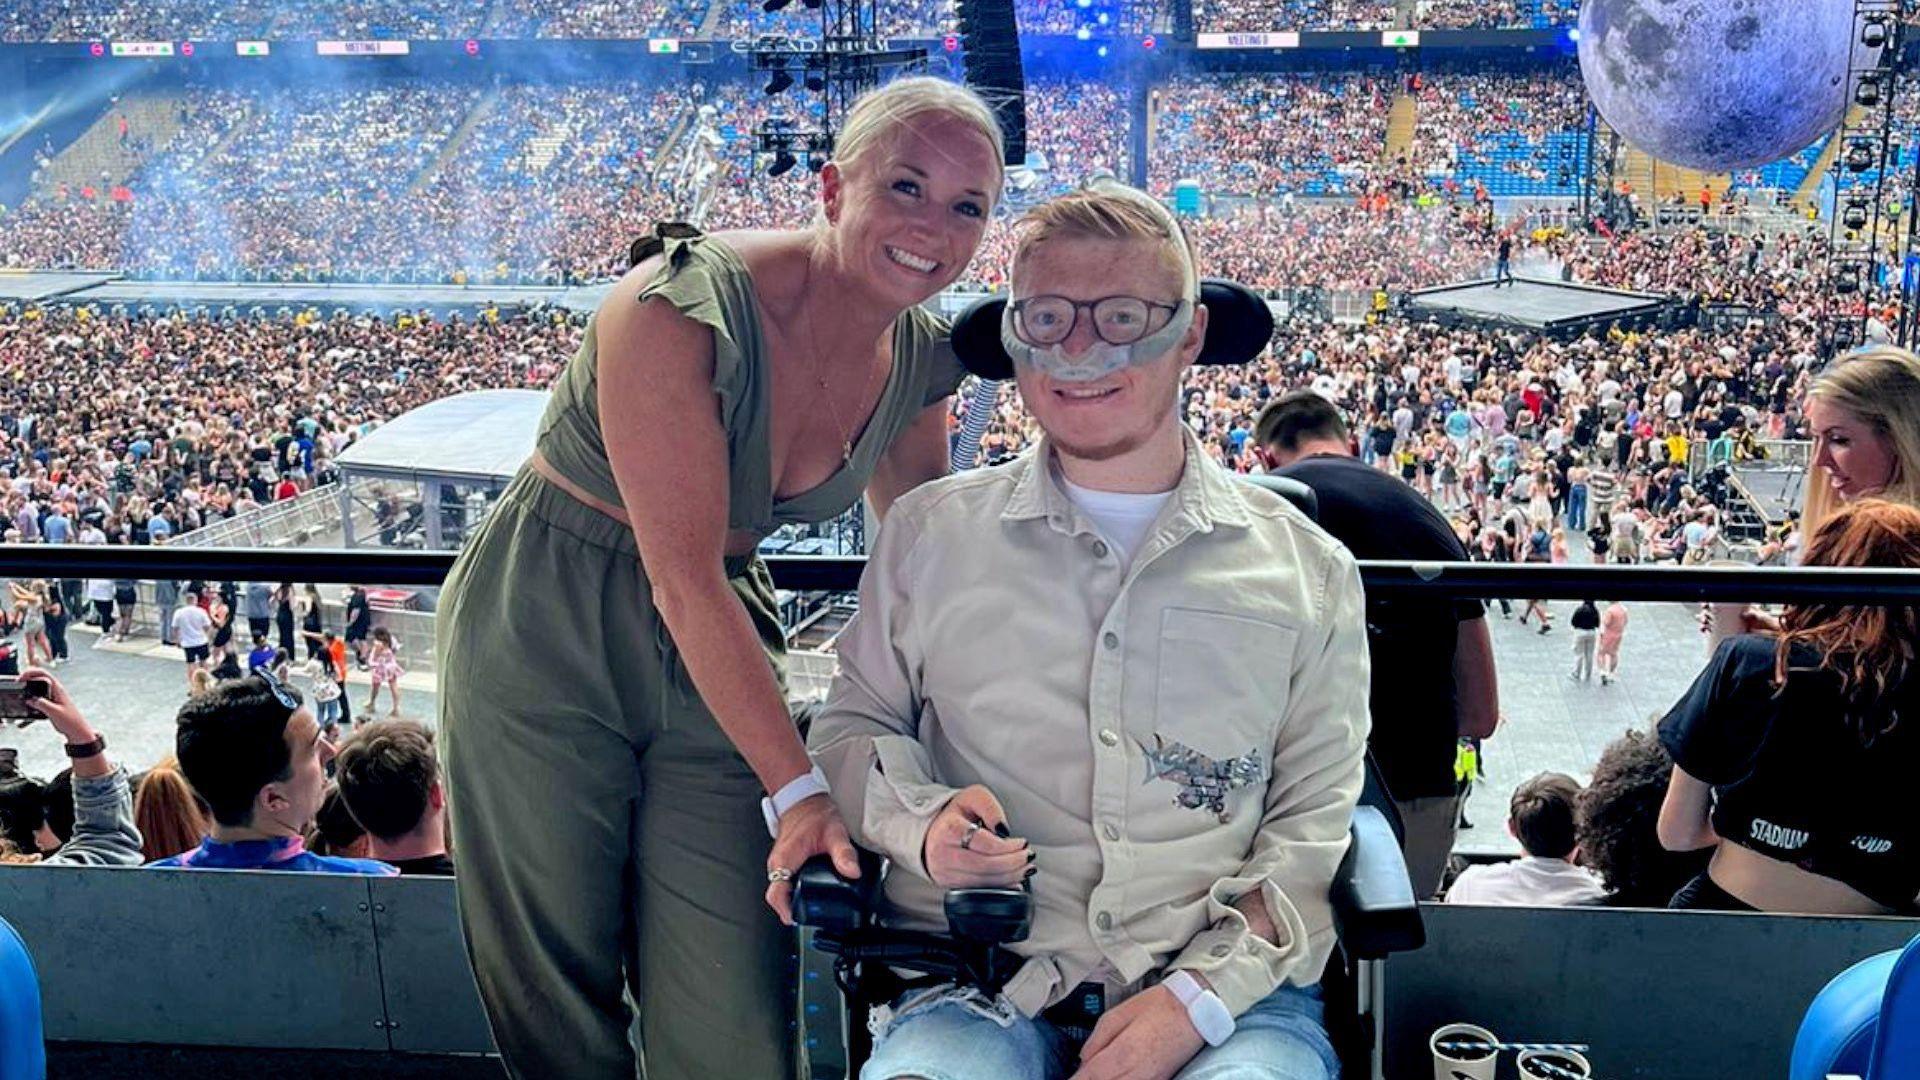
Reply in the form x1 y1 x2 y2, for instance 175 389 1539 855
1660 635 1920 911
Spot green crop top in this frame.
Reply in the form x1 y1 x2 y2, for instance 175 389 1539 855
535 231 968 542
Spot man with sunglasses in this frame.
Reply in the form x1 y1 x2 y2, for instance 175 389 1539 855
149 669 396 874
810 182 1368 1080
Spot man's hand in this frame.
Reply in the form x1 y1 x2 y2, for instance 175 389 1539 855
1069 984 1206 1080
922 784 1030 888
765 793 859 927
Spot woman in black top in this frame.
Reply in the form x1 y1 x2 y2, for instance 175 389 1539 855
300 584 324 661
1657 499 1920 914
273 582 296 657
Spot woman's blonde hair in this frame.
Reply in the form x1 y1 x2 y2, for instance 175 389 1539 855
133 756 210 863
830 75 1005 198
1010 179 1199 300
1775 498 1920 745
1800 345 1920 535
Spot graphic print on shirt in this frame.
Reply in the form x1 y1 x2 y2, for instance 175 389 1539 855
1136 734 1265 823
1749 817 1810 851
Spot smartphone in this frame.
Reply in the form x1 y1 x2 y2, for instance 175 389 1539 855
0 676 50 722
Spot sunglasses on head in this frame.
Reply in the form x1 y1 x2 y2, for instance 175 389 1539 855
253 668 299 713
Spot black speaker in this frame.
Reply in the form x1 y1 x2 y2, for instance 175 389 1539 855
955 0 1026 165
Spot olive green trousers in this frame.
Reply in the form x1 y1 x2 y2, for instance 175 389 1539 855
437 468 801 1079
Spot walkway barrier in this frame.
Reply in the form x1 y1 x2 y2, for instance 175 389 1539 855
2 865 1914 1079
1388 904 1920 1079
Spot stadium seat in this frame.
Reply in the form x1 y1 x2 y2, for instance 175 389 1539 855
0 915 46 1080
1791 933 1920 1080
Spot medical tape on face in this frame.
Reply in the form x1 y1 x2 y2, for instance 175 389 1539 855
1000 298 1193 383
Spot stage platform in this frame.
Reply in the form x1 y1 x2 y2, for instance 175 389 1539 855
1405 276 1670 335
1728 462 1807 526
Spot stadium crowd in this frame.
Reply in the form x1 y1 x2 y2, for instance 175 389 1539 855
1407 69 1588 193
0 303 581 551
1415 0 1579 30
1147 74 1395 197
1191 0 1396 34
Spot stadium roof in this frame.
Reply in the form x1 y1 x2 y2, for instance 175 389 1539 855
336 389 548 485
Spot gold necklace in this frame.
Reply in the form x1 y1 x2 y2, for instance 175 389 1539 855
798 258 884 466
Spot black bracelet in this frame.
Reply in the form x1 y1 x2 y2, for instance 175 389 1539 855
64 734 107 759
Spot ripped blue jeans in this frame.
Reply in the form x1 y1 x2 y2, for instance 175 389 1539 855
861 982 1337 1080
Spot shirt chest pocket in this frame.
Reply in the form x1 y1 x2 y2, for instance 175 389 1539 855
1151 608 1298 753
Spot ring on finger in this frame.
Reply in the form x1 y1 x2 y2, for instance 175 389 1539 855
959 820 983 851
767 867 794 884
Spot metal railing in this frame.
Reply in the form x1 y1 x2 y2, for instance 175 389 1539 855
167 483 365 549
10 546 1920 605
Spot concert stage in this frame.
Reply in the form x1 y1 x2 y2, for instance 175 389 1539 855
1404 277 1671 336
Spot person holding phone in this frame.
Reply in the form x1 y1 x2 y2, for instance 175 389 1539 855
3 668 142 866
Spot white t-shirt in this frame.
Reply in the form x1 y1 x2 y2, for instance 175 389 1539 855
171 604 213 648
1444 856 1607 907
1058 474 1176 564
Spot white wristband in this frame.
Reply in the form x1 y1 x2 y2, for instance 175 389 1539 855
1163 970 1235 1048
761 765 830 838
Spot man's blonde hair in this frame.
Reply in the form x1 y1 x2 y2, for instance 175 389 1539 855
1010 180 1198 300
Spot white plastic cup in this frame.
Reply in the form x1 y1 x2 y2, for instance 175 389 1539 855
1430 1023 1499 1080
1517 1047 1592 1079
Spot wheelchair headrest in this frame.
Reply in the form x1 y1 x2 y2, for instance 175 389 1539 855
1234 473 1318 523
951 279 1276 381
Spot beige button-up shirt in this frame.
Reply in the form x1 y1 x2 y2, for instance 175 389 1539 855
809 431 1371 1018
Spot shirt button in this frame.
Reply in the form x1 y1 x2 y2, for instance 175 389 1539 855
1102 632 1119 651
1096 912 1113 931
1091 540 1109 559
1099 729 1119 747
1103 823 1120 842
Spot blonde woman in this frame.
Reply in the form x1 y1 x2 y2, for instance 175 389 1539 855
435 78 1006 1078
8 581 49 668
1798 345 1920 539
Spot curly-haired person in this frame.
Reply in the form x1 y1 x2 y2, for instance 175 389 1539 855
1574 727 1709 908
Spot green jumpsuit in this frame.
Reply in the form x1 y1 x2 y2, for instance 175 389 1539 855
436 231 964 1079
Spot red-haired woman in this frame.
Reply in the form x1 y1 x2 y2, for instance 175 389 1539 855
1657 499 1920 914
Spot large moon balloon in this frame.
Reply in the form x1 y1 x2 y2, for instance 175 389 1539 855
1577 0 1872 172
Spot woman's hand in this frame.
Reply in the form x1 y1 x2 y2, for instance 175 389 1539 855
922 785 1031 889
18 667 94 745
765 794 860 927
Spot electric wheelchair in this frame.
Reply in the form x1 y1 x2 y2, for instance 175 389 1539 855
792 282 1424 1079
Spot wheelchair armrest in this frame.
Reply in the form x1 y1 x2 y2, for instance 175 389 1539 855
793 849 886 932
1331 805 1426 961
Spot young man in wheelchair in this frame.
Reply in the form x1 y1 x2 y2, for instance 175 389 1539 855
807 181 1372 1080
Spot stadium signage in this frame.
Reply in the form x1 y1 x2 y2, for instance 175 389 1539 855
1194 32 1299 49
110 41 175 56
649 38 680 53
235 41 270 56
316 40 412 56
1381 30 1420 47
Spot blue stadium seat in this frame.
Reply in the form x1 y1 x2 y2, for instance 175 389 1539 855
0 915 46 1080
1791 933 1920 1080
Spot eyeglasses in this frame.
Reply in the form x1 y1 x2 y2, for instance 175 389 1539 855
1010 295 1183 347
254 667 300 713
